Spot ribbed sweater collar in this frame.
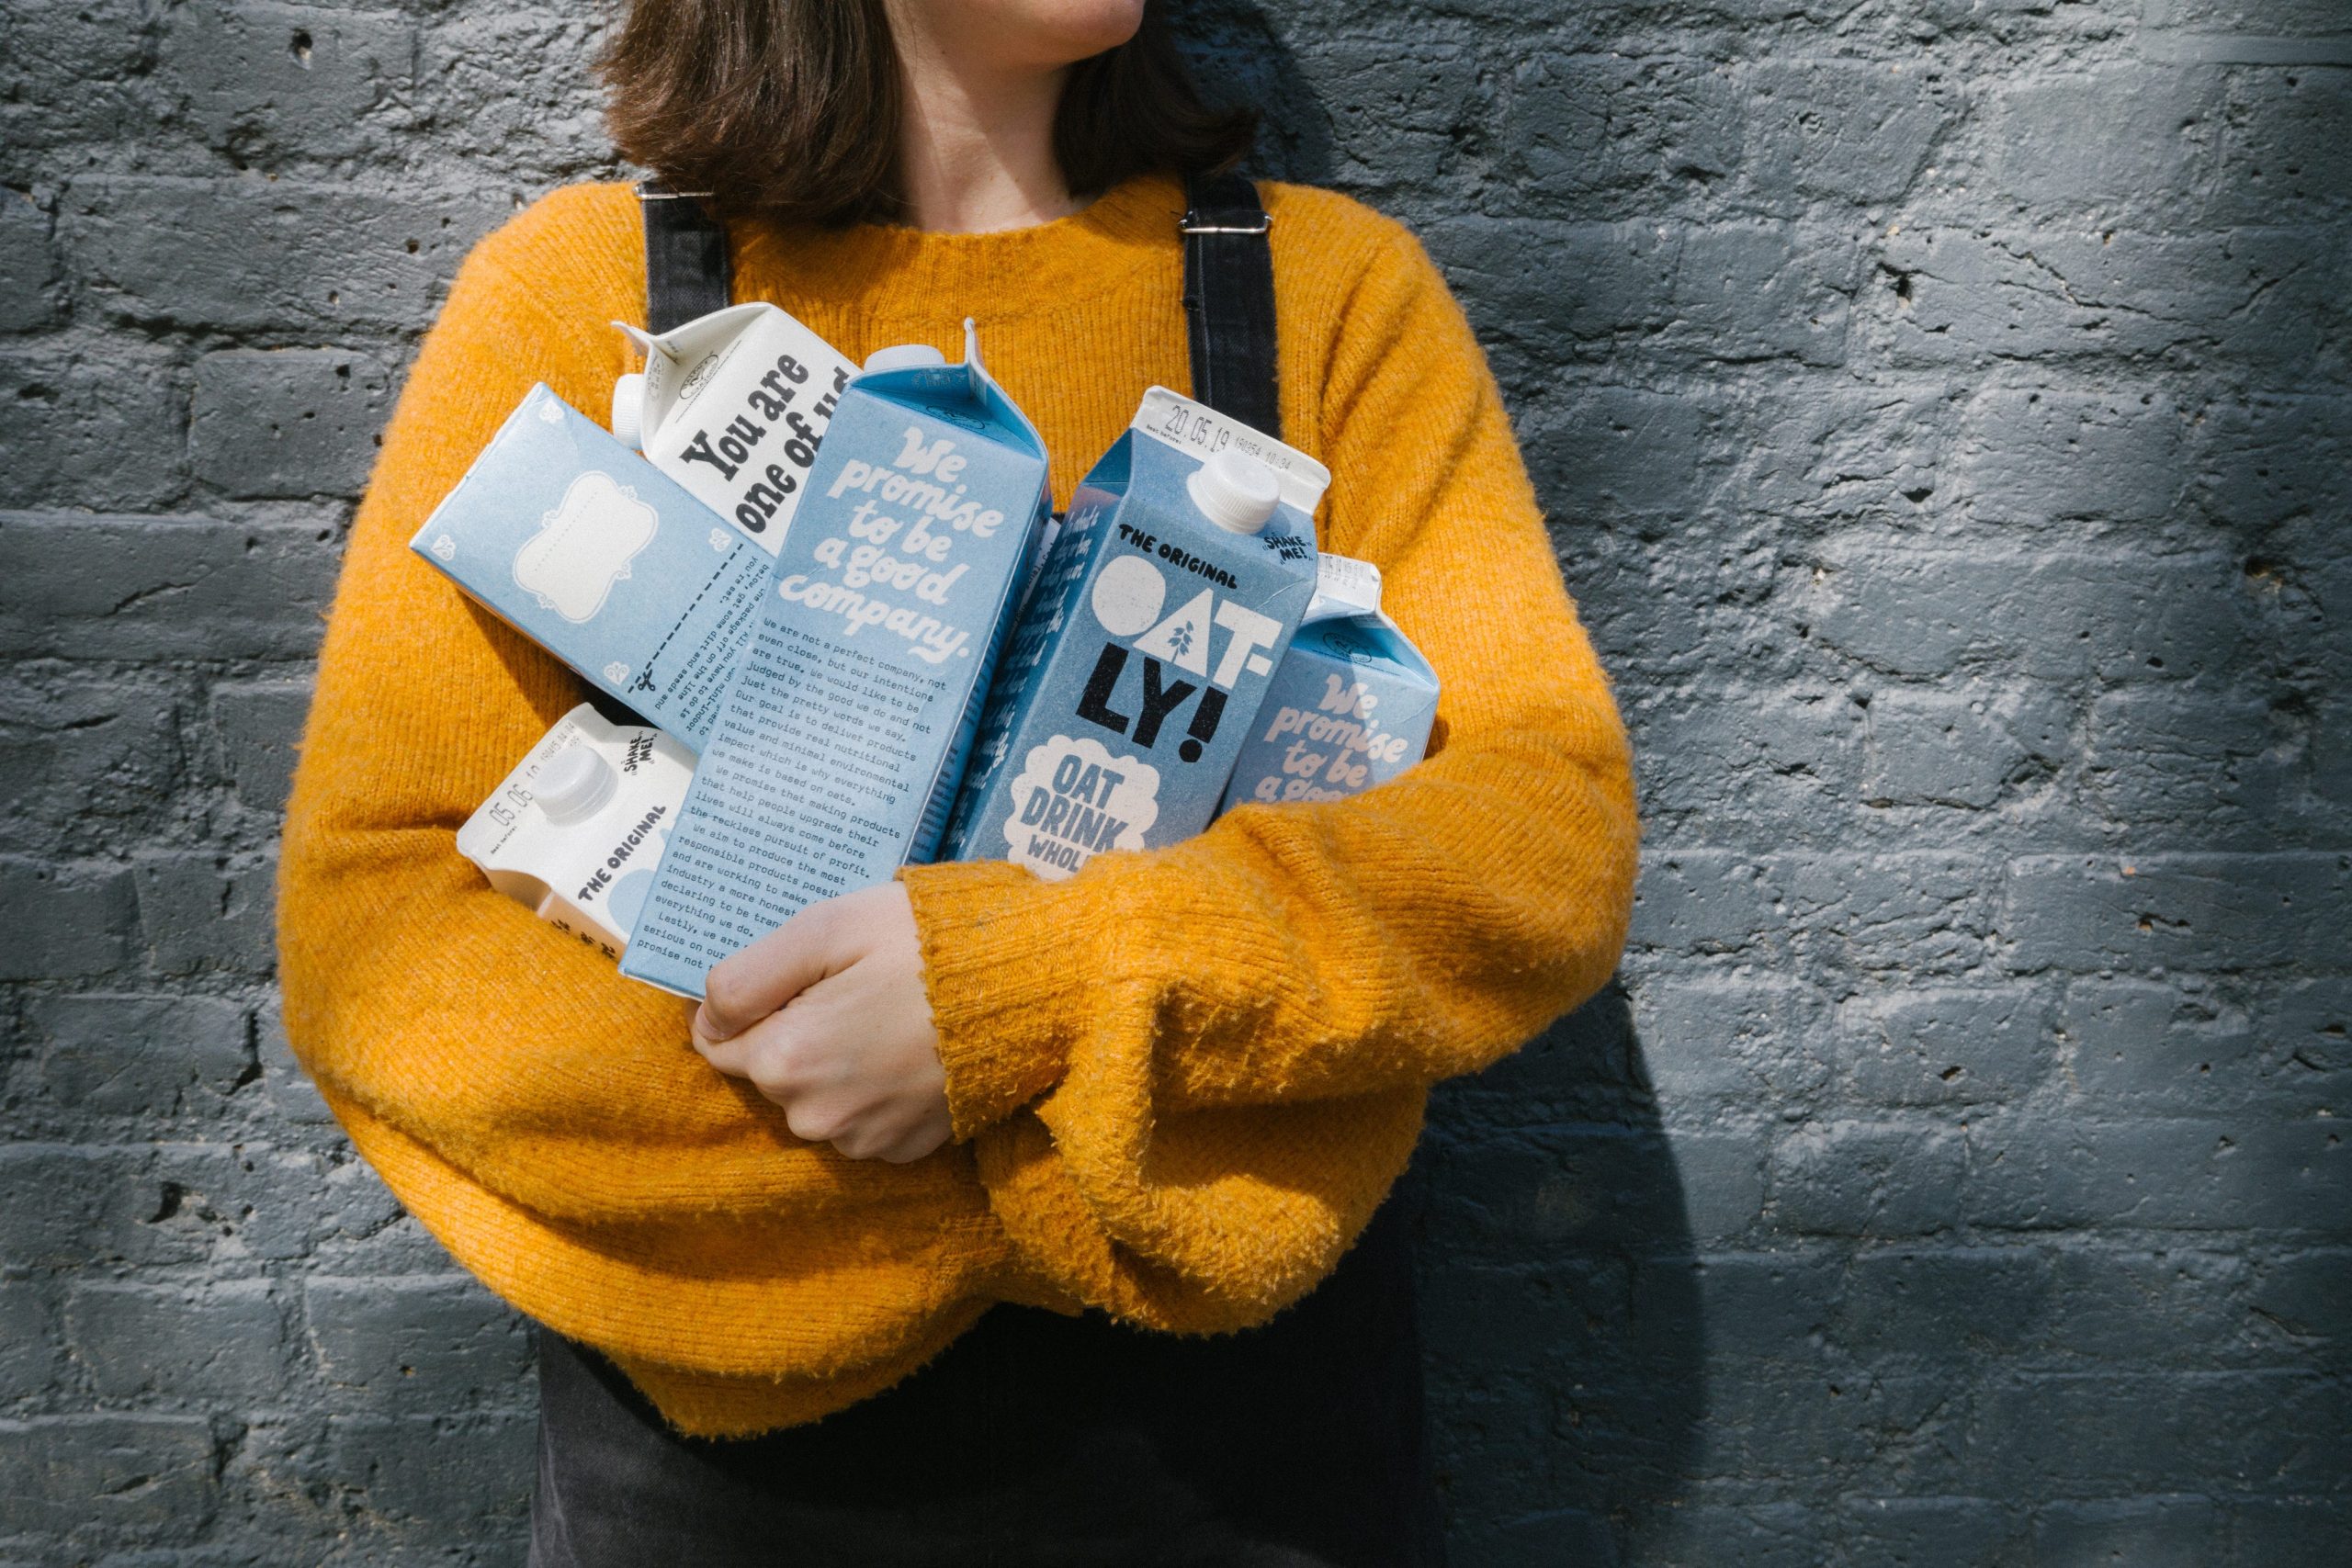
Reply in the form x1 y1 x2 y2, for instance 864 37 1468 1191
735 172 1187 321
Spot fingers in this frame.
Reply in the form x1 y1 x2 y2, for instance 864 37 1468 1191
826 1106 951 1165
783 1095 850 1146
693 1003 833 1097
688 1015 755 1078
695 899 844 1045
689 1003 888 1151
873 1108 955 1165
695 1011 947 1164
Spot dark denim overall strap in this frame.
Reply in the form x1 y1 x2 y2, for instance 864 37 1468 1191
1179 170 1282 437
636 184 731 333
537 176 1446 1568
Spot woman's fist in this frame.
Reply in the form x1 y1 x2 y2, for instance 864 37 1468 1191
690 882 952 1164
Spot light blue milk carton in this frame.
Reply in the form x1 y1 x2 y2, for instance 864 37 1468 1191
943 387 1327 881
1216 556 1441 811
409 385 776 752
619 324 1050 997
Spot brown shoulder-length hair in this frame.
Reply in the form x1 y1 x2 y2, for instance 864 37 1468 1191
600 0 1256 229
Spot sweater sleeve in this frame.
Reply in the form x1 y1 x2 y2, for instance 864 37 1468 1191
899 216 1639 1327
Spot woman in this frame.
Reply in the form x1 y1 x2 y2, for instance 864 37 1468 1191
277 0 1639 1562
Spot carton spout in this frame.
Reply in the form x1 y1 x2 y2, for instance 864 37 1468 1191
1188 451 1282 534
863 344 947 373
609 373 647 447
534 744 617 824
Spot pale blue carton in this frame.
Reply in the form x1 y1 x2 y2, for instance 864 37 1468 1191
409 384 771 752
619 326 1050 998
943 388 1327 880
1216 556 1441 811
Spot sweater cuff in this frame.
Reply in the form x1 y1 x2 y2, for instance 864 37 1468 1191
899 859 1091 1141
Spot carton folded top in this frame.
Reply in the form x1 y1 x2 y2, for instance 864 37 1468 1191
1129 386 1331 519
854 319 1047 458
1304 554 1384 623
614 303 789 446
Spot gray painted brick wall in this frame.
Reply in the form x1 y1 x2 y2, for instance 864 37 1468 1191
1 0 2345 1561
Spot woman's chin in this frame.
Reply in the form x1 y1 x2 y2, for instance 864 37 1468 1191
954 0 1148 69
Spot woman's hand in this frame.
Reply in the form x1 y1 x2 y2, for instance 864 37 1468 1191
690 882 953 1164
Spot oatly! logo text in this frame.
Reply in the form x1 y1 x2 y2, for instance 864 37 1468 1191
1074 526 1283 764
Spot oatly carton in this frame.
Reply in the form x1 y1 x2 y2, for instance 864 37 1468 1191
943 387 1326 881
410 386 772 752
610 302 859 548
618 322 1049 998
1217 555 1441 811
457 704 695 960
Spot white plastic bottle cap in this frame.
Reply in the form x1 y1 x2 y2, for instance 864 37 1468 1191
1187 450 1282 534
610 372 647 448
533 745 616 826
863 344 948 374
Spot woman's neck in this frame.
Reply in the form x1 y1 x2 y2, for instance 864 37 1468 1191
887 9 1080 234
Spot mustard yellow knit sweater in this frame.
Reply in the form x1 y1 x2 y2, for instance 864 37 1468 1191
276 172 1639 1437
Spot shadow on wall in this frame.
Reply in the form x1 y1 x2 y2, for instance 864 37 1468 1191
1175 0 1339 185
1417 990 1706 1563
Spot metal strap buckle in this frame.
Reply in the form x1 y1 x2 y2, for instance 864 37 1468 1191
1179 210 1273 235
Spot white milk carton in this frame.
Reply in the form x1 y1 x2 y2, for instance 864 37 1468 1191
457 704 695 960
611 303 860 548
618 323 1051 998
1217 556 1441 810
943 387 1325 881
409 386 772 752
